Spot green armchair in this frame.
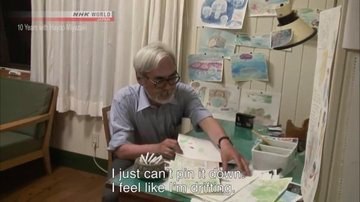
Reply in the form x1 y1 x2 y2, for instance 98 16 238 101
0 77 58 174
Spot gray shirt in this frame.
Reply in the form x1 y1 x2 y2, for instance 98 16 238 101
108 82 212 150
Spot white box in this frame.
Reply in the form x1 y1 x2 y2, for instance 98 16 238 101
252 139 297 174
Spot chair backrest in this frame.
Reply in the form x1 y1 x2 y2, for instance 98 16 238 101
102 105 113 173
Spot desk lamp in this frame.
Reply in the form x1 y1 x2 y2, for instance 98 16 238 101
273 3 317 50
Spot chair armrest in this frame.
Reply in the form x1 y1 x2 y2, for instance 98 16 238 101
0 114 50 132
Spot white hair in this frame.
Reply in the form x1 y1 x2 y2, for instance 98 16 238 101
133 42 176 76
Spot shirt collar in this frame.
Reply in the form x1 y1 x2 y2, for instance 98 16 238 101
137 86 178 112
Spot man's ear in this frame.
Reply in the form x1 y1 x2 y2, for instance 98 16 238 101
136 74 144 85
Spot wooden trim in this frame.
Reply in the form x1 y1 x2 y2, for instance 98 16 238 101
102 105 113 173
0 150 43 171
0 114 49 131
50 148 107 176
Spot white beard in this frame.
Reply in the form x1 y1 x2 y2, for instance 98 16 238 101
145 89 175 105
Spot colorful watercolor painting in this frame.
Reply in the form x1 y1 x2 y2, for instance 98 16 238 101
249 0 289 17
239 89 281 126
205 84 240 121
231 53 269 81
235 33 271 49
271 29 293 49
197 27 236 57
200 0 249 29
188 54 224 82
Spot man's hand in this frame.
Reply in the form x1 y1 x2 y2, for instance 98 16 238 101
157 138 183 160
219 140 251 176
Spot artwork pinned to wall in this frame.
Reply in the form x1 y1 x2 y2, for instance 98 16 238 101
190 81 240 121
271 29 293 49
231 53 269 81
190 81 208 104
249 0 289 17
297 8 321 28
239 89 281 126
188 54 224 82
197 27 236 57
200 0 249 29
235 33 271 49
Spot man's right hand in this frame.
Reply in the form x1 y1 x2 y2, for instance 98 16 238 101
157 138 183 160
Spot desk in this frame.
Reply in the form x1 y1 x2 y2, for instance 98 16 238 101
106 120 304 201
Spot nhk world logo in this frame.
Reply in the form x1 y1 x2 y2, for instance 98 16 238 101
32 11 114 22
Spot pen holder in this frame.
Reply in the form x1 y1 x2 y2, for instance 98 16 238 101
134 156 166 180
235 113 255 129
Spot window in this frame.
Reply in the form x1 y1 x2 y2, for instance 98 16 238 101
0 0 31 71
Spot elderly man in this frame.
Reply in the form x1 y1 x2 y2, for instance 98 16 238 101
103 42 250 201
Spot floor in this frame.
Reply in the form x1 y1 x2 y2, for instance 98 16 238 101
0 160 107 202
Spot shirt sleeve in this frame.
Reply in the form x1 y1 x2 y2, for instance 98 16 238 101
181 83 212 130
108 90 135 151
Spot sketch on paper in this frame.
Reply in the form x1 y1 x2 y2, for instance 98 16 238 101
239 89 281 126
177 134 222 162
190 81 207 103
227 178 292 202
235 33 271 49
188 54 224 82
190 82 240 121
271 29 293 49
197 27 236 57
205 84 240 121
231 53 269 81
298 8 321 28
249 0 289 17
200 0 248 29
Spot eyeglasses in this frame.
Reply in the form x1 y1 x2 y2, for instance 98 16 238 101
144 73 181 88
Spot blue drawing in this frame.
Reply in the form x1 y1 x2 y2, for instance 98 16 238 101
200 0 248 29
231 53 269 81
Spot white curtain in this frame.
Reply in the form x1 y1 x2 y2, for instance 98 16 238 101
31 0 184 117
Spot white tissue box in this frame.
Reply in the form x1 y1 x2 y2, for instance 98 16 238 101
252 138 297 173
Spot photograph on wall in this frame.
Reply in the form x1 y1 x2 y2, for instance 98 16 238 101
199 0 248 29
197 27 236 57
188 54 224 82
239 89 281 126
231 53 269 81
235 33 271 49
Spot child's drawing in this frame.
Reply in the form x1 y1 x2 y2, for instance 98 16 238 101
298 8 321 28
188 54 224 82
200 0 248 29
239 89 281 126
197 27 236 57
235 33 271 49
249 0 289 17
271 29 293 49
190 81 207 103
231 53 269 81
